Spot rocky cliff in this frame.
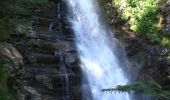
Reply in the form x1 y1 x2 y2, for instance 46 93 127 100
7 1 84 100
1 0 170 100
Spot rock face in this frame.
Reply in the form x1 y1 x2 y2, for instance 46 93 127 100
0 43 24 100
123 34 170 90
0 43 24 78
161 0 170 36
11 1 83 100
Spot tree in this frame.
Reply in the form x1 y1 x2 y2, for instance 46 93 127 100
103 80 170 100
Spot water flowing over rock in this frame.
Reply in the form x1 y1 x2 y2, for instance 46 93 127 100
66 0 131 100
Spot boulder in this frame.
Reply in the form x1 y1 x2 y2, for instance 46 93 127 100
0 42 25 100
0 42 24 77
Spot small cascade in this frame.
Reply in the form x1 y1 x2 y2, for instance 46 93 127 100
58 50 70 100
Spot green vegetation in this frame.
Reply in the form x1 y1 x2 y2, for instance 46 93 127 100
102 1 170 99
103 0 170 46
103 80 170 100
125 0 164 44
114 0 160 39
0 58 24 100
0 59 10 100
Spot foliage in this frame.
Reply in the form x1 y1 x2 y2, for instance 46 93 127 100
102 80 170 100
0 58 24 100
114 0 160 42
103 0 170 46
0 59 10 100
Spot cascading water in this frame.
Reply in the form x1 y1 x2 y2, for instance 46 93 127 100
58 50 70 100
66 0 131 100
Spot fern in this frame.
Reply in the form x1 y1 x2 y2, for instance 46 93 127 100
103 80 170 100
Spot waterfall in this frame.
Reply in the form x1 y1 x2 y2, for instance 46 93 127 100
66 0 131 100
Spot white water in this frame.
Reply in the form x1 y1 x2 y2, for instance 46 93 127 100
66 0 131 100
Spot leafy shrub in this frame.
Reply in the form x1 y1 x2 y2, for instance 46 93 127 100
107 0 170 45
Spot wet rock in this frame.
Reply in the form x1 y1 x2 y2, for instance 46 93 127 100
162 0 170 13
34 39 76 52
164 15 170 35
72 86 82 99
34 40 56 50
161 0 170 36
9 1 83 99
125 35 170 88
24 86 42 100
14 89 27 100
33 16 52 26
26 27 37 37
65 53 78 65
54 41 76 52
27 52 57 64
